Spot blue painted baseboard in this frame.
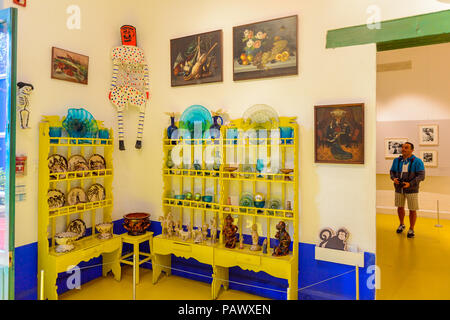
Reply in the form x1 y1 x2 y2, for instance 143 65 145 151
14 219 375 300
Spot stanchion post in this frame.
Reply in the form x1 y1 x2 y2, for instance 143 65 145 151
133 254 136 300
40 270 44 300
355 266 359 300
435 200 443 228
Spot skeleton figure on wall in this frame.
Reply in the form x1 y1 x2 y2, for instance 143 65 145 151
109 25 150 150
17 82 34 129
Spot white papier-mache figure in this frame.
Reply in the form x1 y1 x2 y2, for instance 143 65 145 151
109 25 150 150
17 82 34 129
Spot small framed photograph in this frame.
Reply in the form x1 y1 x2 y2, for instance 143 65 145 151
419 124 438 146
420 151 438 167
385 138 408 158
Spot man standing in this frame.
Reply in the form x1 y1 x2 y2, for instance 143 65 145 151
390 142 425 238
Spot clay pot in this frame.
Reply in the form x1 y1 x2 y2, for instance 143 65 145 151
123 213 151 236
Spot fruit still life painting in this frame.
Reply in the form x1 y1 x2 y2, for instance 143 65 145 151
51 47 89 85
233 15 298 81
171 30 223 87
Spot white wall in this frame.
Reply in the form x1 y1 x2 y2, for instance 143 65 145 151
377 43 450 121
9 0 450 252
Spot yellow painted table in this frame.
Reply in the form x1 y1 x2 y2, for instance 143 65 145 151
120 232 154 284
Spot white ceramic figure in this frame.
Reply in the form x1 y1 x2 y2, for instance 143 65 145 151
17 82 34 129
210 217 218 243
109 25 150 150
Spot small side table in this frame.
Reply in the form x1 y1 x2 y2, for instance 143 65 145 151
120 231 154 284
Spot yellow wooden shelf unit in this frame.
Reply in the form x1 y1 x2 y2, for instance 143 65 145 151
38 116 121 300
153 116 299 300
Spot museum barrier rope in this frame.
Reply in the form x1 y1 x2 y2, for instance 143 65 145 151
47 259 357 299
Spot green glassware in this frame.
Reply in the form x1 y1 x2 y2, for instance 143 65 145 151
194 193 202 201
185 192 193 201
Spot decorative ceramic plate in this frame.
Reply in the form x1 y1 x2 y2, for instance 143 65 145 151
48 154 68 178
66 219 87 240
48 189 65 209
87 183 106 202
239 192 254 207
88 154 106 171
242 104 279 129
68 155 90 176
179 105 212 137
62 108 99 139
268 199 282 210
67 187 87 206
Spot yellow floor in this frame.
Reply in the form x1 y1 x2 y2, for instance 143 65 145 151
376 213 450 300
60 264 268 300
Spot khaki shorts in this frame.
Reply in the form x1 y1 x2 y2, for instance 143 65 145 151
395 192 419 211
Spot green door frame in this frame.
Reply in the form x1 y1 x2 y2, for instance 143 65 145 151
326 9 450 51
0 7 17 300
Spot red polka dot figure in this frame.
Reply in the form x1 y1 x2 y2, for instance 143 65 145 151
109 25 150 151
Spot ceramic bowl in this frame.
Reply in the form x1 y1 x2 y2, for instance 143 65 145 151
123 213 151 236
175 195 185 200
254 200 266 209
96 223 113 239
55 232 79 253
202 195 213 203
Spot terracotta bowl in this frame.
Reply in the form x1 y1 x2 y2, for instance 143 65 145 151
224 166 238 172
123 213 151 236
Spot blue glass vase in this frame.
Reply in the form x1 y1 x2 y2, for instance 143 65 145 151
167 116 178 144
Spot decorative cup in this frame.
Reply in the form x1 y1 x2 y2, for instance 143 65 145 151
98 129 110 145
49 127 62 144
280 127 294 145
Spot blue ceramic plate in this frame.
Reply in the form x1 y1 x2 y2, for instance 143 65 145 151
179 105 212 138
62 108 99 142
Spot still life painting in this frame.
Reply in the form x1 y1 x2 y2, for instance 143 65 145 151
315 104 365 164
233 15 298 81
51 47 89 85
171 30 223 87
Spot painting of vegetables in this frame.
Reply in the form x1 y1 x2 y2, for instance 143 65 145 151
171 30 223 87
233 15 298 81
51 47 89 85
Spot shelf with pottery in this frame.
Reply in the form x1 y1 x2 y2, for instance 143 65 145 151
212 116 299 300
38 114 120 300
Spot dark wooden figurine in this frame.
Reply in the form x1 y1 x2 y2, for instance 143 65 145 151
273 221 291 257
223 214 238 249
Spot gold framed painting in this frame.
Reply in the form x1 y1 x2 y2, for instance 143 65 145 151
51 47 89 85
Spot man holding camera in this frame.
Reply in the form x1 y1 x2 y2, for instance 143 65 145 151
390 142 425 238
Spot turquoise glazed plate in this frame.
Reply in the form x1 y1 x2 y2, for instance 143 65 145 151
179 105 212 139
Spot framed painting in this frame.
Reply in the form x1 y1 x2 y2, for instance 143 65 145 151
13 0 26 7
233 15 298 81
419 124 438 146
384 138 408 159
315 103 365 164
420 150 438 167
170 30 223 87
51 47 89 85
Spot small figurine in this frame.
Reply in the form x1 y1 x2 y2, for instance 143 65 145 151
319 227 349 251
273 221 291 257
210 217 218 243
158 215 169 237
181 224 192 241
223 214 238 249
193 229 203 244
262 239 268 254
224 197 231 212
250 224 261 251
166 212 176 237
239 237 244 250
201 224 209 242
17 82 34 129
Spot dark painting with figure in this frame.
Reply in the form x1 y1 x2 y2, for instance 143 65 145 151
319 228 350 251
315 103 364 164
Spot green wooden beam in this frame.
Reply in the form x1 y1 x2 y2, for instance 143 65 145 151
377 32 450 51
327 9 450 50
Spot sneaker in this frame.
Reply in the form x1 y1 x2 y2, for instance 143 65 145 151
407 229 415 238
396 224 406 234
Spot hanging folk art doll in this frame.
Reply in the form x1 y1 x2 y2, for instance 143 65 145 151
109 25 150 150
17 82 34 129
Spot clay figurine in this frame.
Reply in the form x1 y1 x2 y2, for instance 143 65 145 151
178 224 192 241
262 239 268 254
239 237 244 250
210 217 218 243
201 224 209 242
109 25 150 150
273 221 291 257
250 224 261 251
222 214 238 249
193 229 203 244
